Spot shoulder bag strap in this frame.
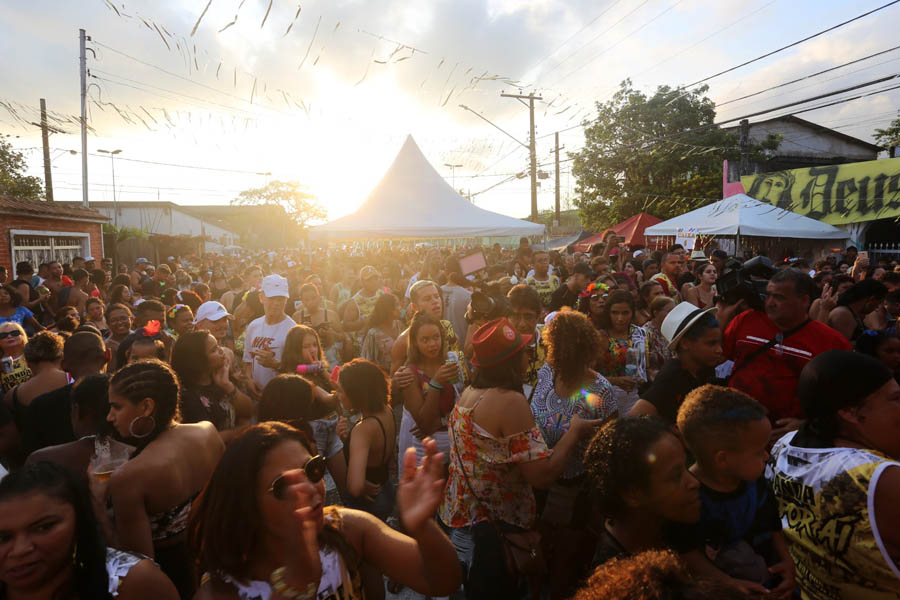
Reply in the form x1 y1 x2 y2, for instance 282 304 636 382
447 396 503 531
730 318 811 378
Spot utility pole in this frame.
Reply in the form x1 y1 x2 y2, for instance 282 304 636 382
79 28 90 207
39 99 54 201
98 149 121 227
551 131 564 227
444 163 463 190
739 118 751 177
501 91 542 220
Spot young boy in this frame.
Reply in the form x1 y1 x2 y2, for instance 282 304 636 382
674 385 795 598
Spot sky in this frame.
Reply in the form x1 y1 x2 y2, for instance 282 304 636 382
2 0 899 223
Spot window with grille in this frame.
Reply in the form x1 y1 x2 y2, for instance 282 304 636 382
11 232 89 267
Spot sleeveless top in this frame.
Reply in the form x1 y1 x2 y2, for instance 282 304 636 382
343 415 392 485
149 493 198 542
351 290 382 324
106 547 145 596
215 545 364 600
769 430 900 600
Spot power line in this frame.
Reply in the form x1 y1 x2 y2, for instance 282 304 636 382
682 0 900 89
551 0 686 88
527 0 625 73
716 44 900 107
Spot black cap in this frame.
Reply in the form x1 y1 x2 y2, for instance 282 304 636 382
573 262 593 277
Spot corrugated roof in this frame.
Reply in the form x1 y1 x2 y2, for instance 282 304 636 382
0 195 108 222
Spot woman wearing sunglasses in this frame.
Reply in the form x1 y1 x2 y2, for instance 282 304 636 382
0 322 31 396
188 422 461 599
103 359 225 599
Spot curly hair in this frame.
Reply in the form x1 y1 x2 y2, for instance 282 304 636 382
24 330 64 364
339 358 390 414
575 549 745 600
544 308 601 389
584 416 673 517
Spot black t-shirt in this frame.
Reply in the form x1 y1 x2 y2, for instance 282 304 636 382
642 358 714 425
23 383 75 455
548 283 579 312
141 278 166 299
592 522 693 569
180 384 231 431
667 476 781 555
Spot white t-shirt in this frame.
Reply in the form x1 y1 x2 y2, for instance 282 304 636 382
526 265 555 279
243 314 296 389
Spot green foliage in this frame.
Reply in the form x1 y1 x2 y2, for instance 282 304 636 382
103 224 149 241
571 80 780 230
874 114 900 150
0 138 44 200
232 180 326 229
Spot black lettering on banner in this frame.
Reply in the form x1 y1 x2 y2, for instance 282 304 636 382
799 165 839 219
835 178 856 214
888 173 900 211
856 176 870 214
873 174 888 215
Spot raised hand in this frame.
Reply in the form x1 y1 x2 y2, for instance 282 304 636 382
397 438 445 537
279 474 324 594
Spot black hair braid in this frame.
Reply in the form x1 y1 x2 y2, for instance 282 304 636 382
110 359 181 441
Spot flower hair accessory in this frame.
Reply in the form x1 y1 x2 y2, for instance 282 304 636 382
579 282 609 299
167 304 187 319
142 320 162 337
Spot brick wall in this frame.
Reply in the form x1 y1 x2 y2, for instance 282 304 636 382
0 216 103 270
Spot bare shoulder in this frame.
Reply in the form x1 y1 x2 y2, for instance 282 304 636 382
117 558 180 600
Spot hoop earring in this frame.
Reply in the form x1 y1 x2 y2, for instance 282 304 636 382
129 415 156 439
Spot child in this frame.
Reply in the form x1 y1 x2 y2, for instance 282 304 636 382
675 384 795 598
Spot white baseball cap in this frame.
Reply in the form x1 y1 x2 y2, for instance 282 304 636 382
261 274 289 298
136 258 149 264
193 301 232 324
84 256 95 262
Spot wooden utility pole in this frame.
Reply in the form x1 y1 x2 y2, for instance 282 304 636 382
39 99 54 201
501 91 542 220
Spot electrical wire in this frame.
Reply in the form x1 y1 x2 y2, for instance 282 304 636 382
682 0 900 89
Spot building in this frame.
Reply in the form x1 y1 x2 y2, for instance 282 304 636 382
0 195 107 269
59 200 240 252
726 115 881 181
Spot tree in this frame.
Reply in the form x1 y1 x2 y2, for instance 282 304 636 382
571 80 779 230
874 114 900 151
232 180 326 229
0 138 44 200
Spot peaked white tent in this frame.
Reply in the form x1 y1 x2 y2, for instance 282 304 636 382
310 136 544 241
644 194 848 239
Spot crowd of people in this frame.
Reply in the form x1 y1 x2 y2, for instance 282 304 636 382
0 236 897 600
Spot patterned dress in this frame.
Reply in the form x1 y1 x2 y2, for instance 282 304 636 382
439 399 552 529
530 364 617 480
596 324 651 415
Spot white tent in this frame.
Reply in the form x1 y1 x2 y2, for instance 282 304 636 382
644 194 848 239
309 136 544 241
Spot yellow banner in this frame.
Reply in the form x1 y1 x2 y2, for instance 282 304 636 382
741 157 900 225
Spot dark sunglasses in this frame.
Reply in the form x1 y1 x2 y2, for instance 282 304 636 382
267 455 327 500
0 330 23 340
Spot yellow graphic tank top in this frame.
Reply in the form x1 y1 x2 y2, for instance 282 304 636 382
769 431 900 600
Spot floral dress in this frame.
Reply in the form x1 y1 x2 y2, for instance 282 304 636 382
596 324 650 415
439 398 552 529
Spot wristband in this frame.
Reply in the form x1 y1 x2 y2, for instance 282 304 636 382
269 567 317 600
427 379 444 391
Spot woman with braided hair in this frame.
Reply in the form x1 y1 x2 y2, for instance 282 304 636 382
103 359 225 599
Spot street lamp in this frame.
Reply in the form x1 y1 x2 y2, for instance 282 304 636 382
97 149 122 227
444 163 463 189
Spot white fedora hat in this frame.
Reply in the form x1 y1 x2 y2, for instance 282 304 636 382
661 302 718 350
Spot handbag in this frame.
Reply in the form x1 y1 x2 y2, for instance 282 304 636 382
448 411 547 592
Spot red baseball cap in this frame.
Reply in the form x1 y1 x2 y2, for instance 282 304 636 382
471 317 533 368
